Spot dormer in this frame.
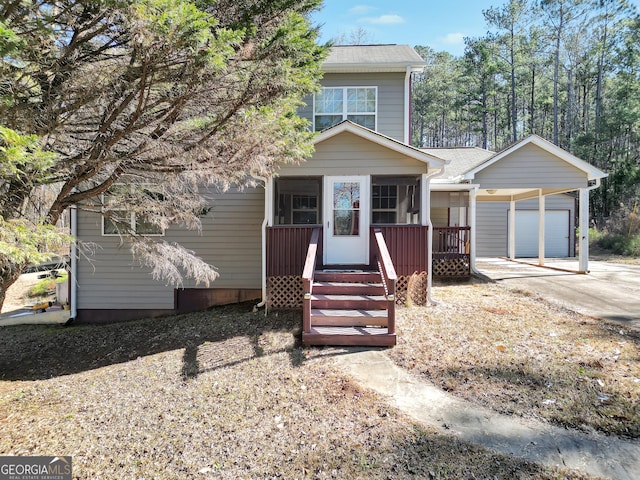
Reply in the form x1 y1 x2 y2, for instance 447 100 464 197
299 45 426 144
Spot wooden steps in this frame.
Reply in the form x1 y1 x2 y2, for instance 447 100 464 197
302 270 396 347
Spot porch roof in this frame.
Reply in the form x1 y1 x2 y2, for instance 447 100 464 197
315 121 447 169
421 147 494 180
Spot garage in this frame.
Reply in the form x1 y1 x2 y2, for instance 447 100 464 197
508 210 571 258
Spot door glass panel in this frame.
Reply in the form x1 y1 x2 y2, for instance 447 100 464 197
333 182 360 236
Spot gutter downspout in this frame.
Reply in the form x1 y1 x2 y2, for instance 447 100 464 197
404 66 412 145
422 165 447 306
69 203 78 323
255 176 272 310
469 185 479 274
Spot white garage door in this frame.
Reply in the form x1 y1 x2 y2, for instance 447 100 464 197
508 210 570 258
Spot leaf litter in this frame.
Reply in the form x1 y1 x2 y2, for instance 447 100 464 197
0 302 598 479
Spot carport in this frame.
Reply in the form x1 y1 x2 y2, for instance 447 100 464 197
454 136 608 273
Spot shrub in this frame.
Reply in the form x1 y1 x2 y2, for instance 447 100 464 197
27 272 68 298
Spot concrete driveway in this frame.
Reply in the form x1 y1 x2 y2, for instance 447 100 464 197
476 258 640 331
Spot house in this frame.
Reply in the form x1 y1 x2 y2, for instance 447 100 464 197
70 45 607 347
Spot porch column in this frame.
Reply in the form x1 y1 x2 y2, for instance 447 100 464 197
509 199 516 260
578 188 589 273
422 173 434 303
538 190 545 266
469 187 477 272
420 174 428 226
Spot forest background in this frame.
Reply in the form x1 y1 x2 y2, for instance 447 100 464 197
402 0 639 251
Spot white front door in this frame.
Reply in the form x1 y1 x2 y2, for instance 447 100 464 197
323 175 370 265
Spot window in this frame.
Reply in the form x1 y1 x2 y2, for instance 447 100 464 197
314 87 377 131
275 178 321 225
102 184 164 236
371 176 421 225
372 185 397 224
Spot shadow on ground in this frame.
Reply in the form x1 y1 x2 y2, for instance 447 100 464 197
0 303 303 381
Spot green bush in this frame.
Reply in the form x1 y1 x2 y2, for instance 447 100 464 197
593 232 640 257
27 272 68 298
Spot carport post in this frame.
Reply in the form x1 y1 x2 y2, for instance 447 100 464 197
578 188 589 273
509 199 516 260
538 190 545 266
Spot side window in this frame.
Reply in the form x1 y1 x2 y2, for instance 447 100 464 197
275 178 322 225
102 184 164 236
314 87 376 131
371 176 421 225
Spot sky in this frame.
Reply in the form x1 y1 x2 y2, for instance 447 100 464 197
311 0 640 57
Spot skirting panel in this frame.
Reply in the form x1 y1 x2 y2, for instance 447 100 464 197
266 273 429 309
433 257 471 277
267 276 304 309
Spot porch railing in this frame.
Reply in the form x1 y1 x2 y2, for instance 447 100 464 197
370 225 430 275
433 226 471 256
302 227 321 336
266 225 322 277
372 229 397 335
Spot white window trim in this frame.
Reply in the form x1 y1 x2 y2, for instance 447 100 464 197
102 184 165 237
313 86 378 132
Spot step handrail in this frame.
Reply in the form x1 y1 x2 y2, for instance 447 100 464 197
373 229 397 335
302 227 321 334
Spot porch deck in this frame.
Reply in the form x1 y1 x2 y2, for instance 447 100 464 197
266 225 471 346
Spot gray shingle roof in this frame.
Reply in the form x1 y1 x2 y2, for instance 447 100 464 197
420 147 496 179
323 45 426 72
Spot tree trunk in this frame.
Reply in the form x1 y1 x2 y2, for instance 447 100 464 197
510 28 518 143
0 266 25 313
553 11 564 146
529 66 535 135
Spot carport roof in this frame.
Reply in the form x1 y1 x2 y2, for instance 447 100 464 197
462 135 608 182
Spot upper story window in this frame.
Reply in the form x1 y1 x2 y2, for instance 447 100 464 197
313 87 377 132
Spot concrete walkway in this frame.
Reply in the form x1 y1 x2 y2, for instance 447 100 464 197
334 349 640 480
476 258 640 332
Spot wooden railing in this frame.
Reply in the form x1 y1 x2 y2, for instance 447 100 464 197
266 225 322 277
302 227 321 335
433 226 471 256
371 225 430 275
372 229 397 335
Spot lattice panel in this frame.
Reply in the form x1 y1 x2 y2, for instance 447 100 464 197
433 258 471 278
267 276 303 309
396 272 428 306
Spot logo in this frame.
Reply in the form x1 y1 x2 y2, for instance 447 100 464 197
0 456 72 480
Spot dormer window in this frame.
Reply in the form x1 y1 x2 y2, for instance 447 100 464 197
313 87 377 132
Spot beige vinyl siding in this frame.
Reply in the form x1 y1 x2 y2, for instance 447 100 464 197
475 143 588 189
77 187 263 310
278 132 428 177
476 194 575 257
299 72 406 141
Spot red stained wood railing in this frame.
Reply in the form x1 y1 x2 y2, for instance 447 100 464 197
266 226 323 277
302 227 321 335
371 225 430 276
372 229 397 335
433 226 471 256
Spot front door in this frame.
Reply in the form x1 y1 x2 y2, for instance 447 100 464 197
323 175 370 265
